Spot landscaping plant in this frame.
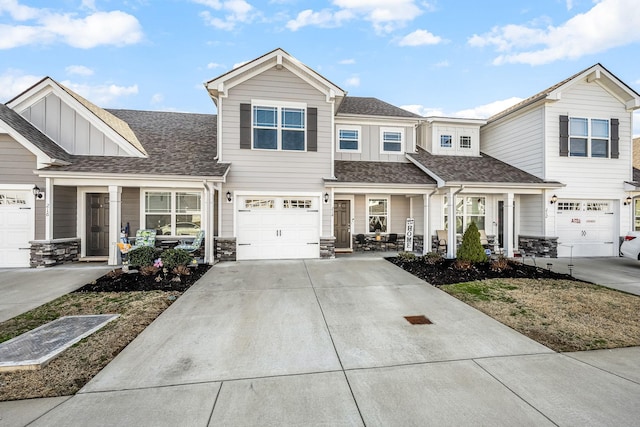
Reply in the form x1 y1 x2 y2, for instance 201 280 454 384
127 246 159 268
456 222 487 264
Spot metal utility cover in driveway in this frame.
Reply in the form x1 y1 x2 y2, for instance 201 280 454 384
0 314 119 372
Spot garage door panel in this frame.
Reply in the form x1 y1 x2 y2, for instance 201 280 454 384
0 190 33 267
556 200 616 257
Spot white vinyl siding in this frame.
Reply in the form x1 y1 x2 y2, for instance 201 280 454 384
220 68 333 237
518 194 543 235
480 105 545 178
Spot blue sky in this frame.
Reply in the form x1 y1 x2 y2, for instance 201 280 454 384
1 0 639 136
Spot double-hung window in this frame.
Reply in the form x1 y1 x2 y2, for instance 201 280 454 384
336 125 361 152
144 191 202 236
380 127 404 154
253 102 305 151
569 117 609 158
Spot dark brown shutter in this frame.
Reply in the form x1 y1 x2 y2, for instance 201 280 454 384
240 103 251 149
610 118 619 159
559 115 569 157
307 107 317 152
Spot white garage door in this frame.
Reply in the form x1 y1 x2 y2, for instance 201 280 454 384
556 200 616 257
237 196 320 260
0 190 33 267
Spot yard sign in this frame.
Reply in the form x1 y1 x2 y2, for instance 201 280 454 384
404 218 414 251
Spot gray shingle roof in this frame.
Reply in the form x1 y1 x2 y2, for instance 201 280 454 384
408 147 553 184
48 109 230 177
0 103 71 162
333 160 436 185
337 97 421 118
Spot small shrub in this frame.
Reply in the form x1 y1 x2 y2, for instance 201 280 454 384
490 256 510 272
421 252 443 265
173 265 191 276
161 249 193 270
454 259 473 270
457 222 487 263
127 246 159 268
140 265 160 276
397 251 417 262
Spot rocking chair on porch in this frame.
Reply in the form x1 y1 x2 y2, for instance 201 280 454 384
175 230 205 253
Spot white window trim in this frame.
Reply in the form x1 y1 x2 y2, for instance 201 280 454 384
569 116 610 158
140 189 203 236
336 125 362 153
366 195 391 234
251 99 308 152
380 127 405 154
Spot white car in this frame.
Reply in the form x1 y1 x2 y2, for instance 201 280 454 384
620 231 640 261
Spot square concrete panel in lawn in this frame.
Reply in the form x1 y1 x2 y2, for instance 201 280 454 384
83 288 340 392
347 361 554 426
197 260 313 291
209 372 363 426
315 284 551 369
304 258 427 288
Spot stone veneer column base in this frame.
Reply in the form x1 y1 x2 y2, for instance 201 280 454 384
30 238 80 268
518 235 558 258
320 237 336 259
215 237 237 261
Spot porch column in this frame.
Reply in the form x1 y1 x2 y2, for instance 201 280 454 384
503 192 515 258
423 194 428 255
108 185 122 266
44 178 54 240
447 187 457 259
203 182 216 264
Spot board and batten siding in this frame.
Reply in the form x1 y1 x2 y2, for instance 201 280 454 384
0 134 46 239
219 67 333 236
52 186 77 239
334 122 414 162
480 105 545 178
19 93 127 156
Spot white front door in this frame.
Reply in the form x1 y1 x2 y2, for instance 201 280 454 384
236 196 320 260
556 200 617 257
0 190 34 267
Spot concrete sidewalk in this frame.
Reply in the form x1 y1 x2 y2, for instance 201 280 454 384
3 258 638 426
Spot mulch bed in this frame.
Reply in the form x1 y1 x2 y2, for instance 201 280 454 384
387 257 580 286
74 265 211 293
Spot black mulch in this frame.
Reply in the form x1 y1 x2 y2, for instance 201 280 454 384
74 265 212 293
387 257 580 286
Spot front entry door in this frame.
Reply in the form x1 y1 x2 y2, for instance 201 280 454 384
334 200 351 249
86 193 109 256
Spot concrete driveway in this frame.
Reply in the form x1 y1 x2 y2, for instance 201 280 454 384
6 257 639 427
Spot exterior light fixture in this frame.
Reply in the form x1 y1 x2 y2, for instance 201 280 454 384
324 192 329 203
549 194 558 204
32 185 44 199
624 196 632 205
226 191 232 203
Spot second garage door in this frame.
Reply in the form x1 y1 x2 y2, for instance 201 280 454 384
237 196 320 260
556 200 617 257
0 190 34 268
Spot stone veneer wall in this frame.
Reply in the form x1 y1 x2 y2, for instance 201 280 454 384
518 235 558 258
30 238 80 268
351 234 423 252
320 237 335 259
215 237 237 261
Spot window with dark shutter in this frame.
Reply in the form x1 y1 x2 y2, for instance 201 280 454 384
307 107 317 152
610 118 619 159
240 103 251 149
559 115 569 157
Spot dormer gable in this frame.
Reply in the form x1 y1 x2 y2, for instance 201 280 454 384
417 117 486 157
205 48 346 104
6 77 146 158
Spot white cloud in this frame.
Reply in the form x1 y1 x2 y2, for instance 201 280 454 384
287 0 423 33
339 58 356 65
468 0 640 65
195 0 255 31
345 75 360 87
400 97 524 119
207 62 224 69
0 69 42 102
566 0 574 10
150 93 164 105
65 65 94 76
0 3 143 49
398 29 442 46
60 80 138 106
233 60 249 69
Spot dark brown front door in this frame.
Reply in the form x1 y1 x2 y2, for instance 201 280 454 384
334 200 351 249
86 193 109 256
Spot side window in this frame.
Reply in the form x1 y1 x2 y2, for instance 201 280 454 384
336 126 361 152
440 135 452 148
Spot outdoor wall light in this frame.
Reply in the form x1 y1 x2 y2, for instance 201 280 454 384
624 196 632 205
324 192 329 203
549 194 558 204
226 191 232 203
32 185 44 200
